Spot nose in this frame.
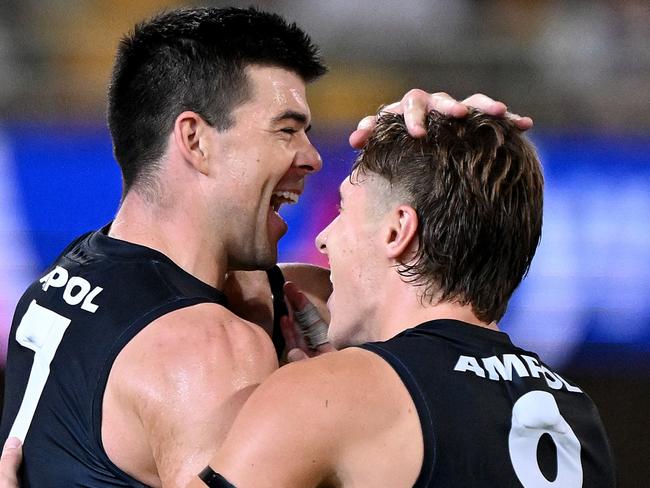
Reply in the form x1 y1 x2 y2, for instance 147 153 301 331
295 136 323 174
315 224 329 255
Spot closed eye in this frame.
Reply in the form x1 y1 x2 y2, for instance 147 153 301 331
281 128 298 134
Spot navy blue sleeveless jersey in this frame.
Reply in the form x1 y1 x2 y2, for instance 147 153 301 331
359 319 616 487
0 226 228 487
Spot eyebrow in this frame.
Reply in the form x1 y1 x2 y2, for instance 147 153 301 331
271 110 312 132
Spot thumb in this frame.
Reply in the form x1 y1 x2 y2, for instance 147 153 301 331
1 437 23 482
284 282 329 349
287 347 310 363
1 437 22 460
283 281 309 311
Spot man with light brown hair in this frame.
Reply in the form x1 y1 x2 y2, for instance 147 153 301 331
193 111 615 487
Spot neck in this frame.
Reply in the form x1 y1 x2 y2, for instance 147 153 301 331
375 277 498 341
109 189 228 290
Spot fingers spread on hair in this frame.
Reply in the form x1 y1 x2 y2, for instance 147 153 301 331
400 89 431 137
349 115 378 148
427 92 468 118
461 93 507 116
507 113 534 130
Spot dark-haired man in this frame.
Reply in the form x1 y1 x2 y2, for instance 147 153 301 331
193 111 616 487
0 6 532 488
1 8 326 486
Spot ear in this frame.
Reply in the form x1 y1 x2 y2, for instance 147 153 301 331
172 111 211 175
384 204 419 260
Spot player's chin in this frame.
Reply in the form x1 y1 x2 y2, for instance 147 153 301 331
254 254 277 272
235 243 278 272
256 242 279 270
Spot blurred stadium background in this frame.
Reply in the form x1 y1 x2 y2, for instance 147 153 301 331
0 0 648 485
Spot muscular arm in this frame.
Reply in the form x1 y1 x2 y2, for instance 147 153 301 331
103 303 279 487
190 348 423 488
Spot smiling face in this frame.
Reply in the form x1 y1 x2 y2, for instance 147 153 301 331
315 172 391 348
210 65 322 271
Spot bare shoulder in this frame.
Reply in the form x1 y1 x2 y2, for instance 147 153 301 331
110 303 279 417
209 347 423 487
254 347 412 427
127 302 277 373
104 302 278 486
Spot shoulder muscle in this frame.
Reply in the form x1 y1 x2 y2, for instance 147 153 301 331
207 347 422 487
104 302 278 486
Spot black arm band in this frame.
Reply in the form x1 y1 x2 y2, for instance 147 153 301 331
198 466 237 488
266 265 287 359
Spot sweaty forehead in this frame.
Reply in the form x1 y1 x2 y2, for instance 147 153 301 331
245 65 311 122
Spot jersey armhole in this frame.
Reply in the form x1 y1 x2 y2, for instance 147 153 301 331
356 343 437 488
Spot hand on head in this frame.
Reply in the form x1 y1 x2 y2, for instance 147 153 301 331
349 90 534 148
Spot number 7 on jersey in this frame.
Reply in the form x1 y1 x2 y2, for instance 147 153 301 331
8 300 71 441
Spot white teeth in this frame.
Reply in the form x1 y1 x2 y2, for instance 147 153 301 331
272 191 299 204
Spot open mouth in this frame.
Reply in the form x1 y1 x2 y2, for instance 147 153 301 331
270 190 300 212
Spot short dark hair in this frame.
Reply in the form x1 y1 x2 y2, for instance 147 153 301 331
107 7 326 196
353 110 544 322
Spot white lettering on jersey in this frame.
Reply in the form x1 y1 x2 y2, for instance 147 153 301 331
453 355 486 378
483 354 530 381
39 265 103 313
521 354 545 378
454 353 583 393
